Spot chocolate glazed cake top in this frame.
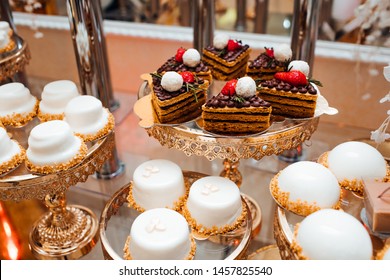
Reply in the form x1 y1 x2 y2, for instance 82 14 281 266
204 45 250 62
248 53 287 69
157 57 209 73
260 79 317 95
152 76 205 101
205 93 271 108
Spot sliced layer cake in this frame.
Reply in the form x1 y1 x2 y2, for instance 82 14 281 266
151 71 209 124
246 44 291 81
257 61 321 118
202 34 251 81
202 77 271 135
157 47 212 82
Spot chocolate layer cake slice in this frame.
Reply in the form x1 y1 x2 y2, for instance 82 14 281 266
247 45 291 81
202 77 271 135
202 35 251 81
157 48 212 82
151 71 209 124
258 76 318 119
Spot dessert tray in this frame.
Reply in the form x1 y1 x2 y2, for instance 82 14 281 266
0 118 116 259
99 171 252 260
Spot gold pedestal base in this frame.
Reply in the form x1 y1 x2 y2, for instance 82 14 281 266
29 205 99 260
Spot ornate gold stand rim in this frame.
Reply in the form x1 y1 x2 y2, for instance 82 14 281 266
0 37 31 81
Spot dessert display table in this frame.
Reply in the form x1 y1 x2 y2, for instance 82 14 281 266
0 119 115 259
99 170 252 260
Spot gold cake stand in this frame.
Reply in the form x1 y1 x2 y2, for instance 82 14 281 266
134 79 320 236
99 171 252 260
0 119 116 260
0 35 31 82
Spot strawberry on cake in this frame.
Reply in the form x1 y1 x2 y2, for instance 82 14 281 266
246 44 292 81
157 47 212 82
202 34 251 81
202 76 271 135
151 71 209 124
258 60 322 118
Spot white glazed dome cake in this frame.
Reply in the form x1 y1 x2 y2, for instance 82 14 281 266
0 21 14 53
291 209 373 259
64 95 114 142
182 176 246 236
270 161 341 216
0 83 38 127
128 159 187 212
318 141 389 195
124 208 196 260
0 127 25 176
25 120 87 174
38 80 80 121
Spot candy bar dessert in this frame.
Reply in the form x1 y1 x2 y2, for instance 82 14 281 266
182 176 247 236
318 141 389 195
157 47 212 82
38 80 80 122
0 21 15 54
64 95 114 142
0 127 25 176
25 120 88 174
257 60 321 118
270 161 341 216
202 76 272 135
291 209 373 259
202 34 251 81
127 159 188 212
150 71 209 124
0 82 39 127
363 180 390 233
246 44 292 81
123 208 196 260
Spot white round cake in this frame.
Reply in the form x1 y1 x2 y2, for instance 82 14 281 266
126 208 194 260
64 95 114 141
293 209 373 259
271 161 341 216
0 82 38 126
38 80 79 121
184 176 243 234
0 21 13 52
0 127 25 175
325 141 388 193
26 120 87 174
130 159 186 211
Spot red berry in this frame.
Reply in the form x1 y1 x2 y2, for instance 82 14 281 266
265 47 274 58
274 70 308 87
227 39 241 51
180 71 195 83
221 79 238 96
175 47 186 62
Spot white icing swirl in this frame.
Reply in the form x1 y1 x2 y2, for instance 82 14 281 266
288 60 310 76
235 76 257 98
274 43 292 61
213 33 230 50
201 183 219 195
161 71 183 92
142 165 160 178
182 48 201 67
145 217 166 233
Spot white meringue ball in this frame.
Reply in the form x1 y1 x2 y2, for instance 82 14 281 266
288 60 310 76
277 161 340 210
161 71 183 92
295 209 373 260
235 77 257 98
183 48 201 67
274 43 292 61
213 33 230 50
327 141 387 182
